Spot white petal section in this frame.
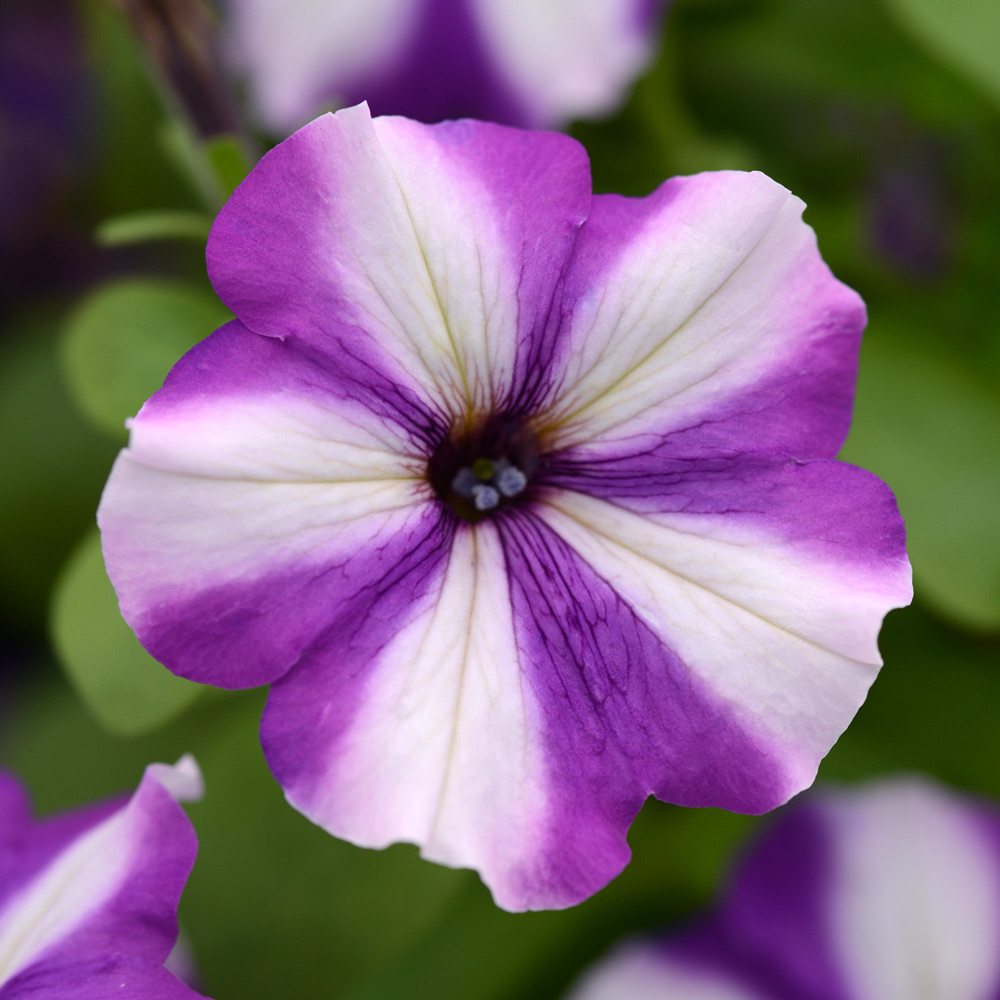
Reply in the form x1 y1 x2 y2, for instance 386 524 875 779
127 390 424 482
472 0 657 125
0 759 198 987
546 172 858 450
208 107 589 425
826 780 1000 1000
537 491 893 791
226 0 422 131
369 116 521 416
148 755 204 803
569 943 768 1000
357 113 586 417
292 524 549 910
102 454 426 604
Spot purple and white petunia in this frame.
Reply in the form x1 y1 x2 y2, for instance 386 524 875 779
223 0 665 132
568 777 1000 1000
98 103 911 911
0 756 207 999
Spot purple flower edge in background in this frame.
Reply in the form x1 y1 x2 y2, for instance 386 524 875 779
0 756 208 999
223 0 667 132
98 104 911 911
568 777 1000 1000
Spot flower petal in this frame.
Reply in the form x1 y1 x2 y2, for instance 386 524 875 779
469 0 661 127
225 0 662 132
533 465 910 801
570 781 1000 1000
822 781 1000 1000
0 758 203 997
262 523 553 911
673 781 1000 1000
540 171 865 459
99 320 447 689
262 510 790 911
708 797 851 998
207 104 590 420
225 0 423 132
2 957 208 1000
568 943 771 1000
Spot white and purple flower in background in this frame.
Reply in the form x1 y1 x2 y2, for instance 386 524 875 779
98 103 911 911
569 777 1000 1000
223 0 666 132
0 756 207 999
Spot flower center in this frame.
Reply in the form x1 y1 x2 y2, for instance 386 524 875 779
427 418 539 522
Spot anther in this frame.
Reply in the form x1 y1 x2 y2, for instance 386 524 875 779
471 483 500 511
495 465 527 497
451 467 479 498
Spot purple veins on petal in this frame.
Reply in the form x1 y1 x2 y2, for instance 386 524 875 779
98 103 911 911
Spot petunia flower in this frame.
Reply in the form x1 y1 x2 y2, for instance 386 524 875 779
568 777 1000 999
0 755 208 998
222 0 666 133
98 103 911 911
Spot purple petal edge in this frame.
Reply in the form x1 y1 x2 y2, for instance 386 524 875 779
496 510 791 909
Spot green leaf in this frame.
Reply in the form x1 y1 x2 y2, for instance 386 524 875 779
881 0 1000 109
158 120 255 210
841 323 1000 632
824 604 1000 793
61 278 231 438
206 134 253 198
158 117 226 210
50 529 202 735
344 801 753 1000
0 314 119 636
95 210 212 246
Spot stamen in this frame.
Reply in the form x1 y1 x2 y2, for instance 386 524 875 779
451 467 479 498
471 483 500 511
495 465 527 498
429 420 539 520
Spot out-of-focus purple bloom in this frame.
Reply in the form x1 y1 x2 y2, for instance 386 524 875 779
569 777 1000 999
867 130 956 279
222 0 667 132
0 0 88 298
0 756 209 999
98 105 910 911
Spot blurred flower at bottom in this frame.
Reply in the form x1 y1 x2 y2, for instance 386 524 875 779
0 755 209 999
568 777 1000 999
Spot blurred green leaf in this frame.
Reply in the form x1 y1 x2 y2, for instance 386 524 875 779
82 0 198 217
158 124 255 211
824 604 1000 794
159 118 227 211
95 210 212 246
841 322 1000 631
345 801 752 1000
677 0 990 127
61 278 231 438
0 316 119 637
50 529 202 735
881 0 1000 110
206 135 254 198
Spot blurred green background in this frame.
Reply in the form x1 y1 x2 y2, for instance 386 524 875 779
1 0 998 997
